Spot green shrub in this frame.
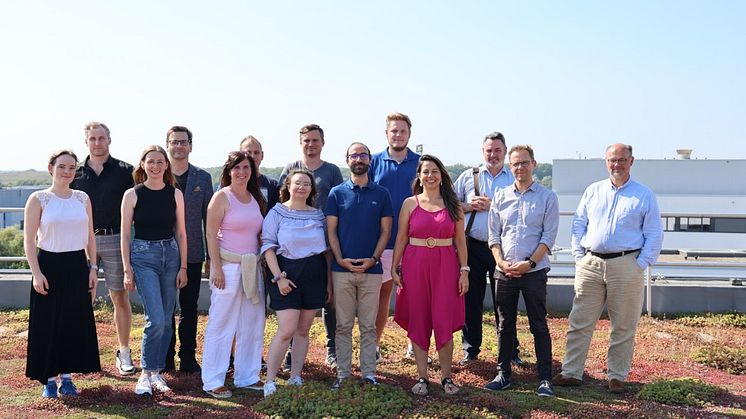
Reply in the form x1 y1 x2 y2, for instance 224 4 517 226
636 378 720 407
692 346 746 375
674 312 746 329
0 226 27 269
255 380 411 418
410 402 503 418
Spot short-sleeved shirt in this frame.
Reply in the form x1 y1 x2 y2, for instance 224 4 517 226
369 148 420 248
279 161 343 210
260 204 327 259
325 179 394 274
71 155 134 231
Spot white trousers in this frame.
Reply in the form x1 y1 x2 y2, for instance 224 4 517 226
202 263 265 390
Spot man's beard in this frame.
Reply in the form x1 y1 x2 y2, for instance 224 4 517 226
350 163 369 175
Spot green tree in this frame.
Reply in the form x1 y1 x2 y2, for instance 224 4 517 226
0 226 27 269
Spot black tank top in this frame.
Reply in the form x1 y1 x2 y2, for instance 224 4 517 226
133 183 176 240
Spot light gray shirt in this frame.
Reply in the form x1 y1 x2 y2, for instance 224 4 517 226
571 177 663 270
454 164 514 242
279 160 343 210
488 182 559 272
260 204 327 259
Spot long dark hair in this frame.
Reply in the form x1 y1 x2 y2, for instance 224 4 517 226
220 151 268 216
279 168 317 207
413 154 462 222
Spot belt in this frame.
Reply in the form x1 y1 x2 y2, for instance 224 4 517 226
588 248 640 259
409 237 453 248
94 228 120 236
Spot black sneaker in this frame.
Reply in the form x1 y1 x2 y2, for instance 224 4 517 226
458 354 478 366
362 376 379 385
484 373 512 391
511 353 526 367
283 352 292 373
330 377 344 391
536 380 555 397
179 358 201 373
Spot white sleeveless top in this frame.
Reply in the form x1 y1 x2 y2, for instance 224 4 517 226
34 189 90 252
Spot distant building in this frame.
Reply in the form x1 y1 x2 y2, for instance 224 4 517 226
553 157 746 250
0 186 45 229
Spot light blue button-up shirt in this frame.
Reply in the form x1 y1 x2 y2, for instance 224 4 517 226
571 178 663 269
488 182 559 272
454 164 514 242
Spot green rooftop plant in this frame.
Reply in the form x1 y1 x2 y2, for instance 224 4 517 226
636 378 720 407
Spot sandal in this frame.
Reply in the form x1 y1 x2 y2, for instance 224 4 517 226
441 377 460 395
206 386 233 399
411 377 429 396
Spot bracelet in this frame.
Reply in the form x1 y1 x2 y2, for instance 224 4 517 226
180 266 187 270
271 271 287 284
89 264 98 271
371 255 380 264
460 266 470 272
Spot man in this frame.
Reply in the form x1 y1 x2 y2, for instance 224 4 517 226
453 132 525 366
279 124 343 369
164 126 214 373
240 135 280 211
325 142 393 389
368 112 421 361
553 143 662 393
483 145 559 397
71 122 136 376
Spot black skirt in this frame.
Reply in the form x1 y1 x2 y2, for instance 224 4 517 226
26 249 101 384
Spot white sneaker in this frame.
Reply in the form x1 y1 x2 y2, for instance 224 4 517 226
263 381 277 398
287 375 304 386
149 374 172 393
116 348 136 376
135 375 152 395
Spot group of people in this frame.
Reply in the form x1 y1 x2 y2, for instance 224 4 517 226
23 112 663 402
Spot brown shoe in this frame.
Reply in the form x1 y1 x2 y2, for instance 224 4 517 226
552 373 582 386
608 379 624 393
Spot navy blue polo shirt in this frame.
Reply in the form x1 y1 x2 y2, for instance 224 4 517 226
369 148 420 249
324 179 394 274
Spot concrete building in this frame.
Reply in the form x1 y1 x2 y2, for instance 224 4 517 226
552 156 746 251
0 186 44 229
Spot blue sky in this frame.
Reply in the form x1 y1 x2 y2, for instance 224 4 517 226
1 0 744 170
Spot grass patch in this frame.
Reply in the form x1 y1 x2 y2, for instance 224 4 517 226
636 378 720 407
671 312 746 329
692 345 746 375
255 380 411 418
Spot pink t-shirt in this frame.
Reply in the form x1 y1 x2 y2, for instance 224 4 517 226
217 187 262 255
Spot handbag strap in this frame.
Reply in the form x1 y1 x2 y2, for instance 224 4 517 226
464 167 480 236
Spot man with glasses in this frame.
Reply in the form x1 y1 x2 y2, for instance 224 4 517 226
484 145 559 397
325 142 393 389
72 122 136 376
454 132 525 367
553 143 662 393
368 112 421 362
240 135 280 211
279 124 343 370
164 125 214 373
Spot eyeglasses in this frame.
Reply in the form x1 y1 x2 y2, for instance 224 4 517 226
510 160 532 168
292 181 313 188
606 158 629 165
168 140 190 146
347 153 370 161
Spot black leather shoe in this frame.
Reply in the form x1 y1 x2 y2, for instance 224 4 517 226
163 358 176 372
511 353 526 367
179 358 202 373
458 354 478 366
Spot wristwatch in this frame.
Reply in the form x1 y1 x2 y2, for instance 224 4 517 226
525 257 537 269
371 255 380 264
271 271 287 283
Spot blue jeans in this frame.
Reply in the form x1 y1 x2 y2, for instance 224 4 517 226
131 238 179 371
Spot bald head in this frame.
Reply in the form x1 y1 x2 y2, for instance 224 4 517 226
605 143 634 187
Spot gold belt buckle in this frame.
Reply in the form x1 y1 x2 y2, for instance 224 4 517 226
425 237 437 248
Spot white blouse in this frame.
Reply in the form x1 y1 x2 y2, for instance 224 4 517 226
34 190 90 252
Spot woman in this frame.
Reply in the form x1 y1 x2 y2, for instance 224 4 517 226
24 150 101 398
121 145 187 396
201 151 267 398
391 154 469 396
261 168 332 398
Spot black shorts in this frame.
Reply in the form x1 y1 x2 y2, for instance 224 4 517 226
269 253 327 311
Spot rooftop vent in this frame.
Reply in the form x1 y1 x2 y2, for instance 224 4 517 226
676 149 693 159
